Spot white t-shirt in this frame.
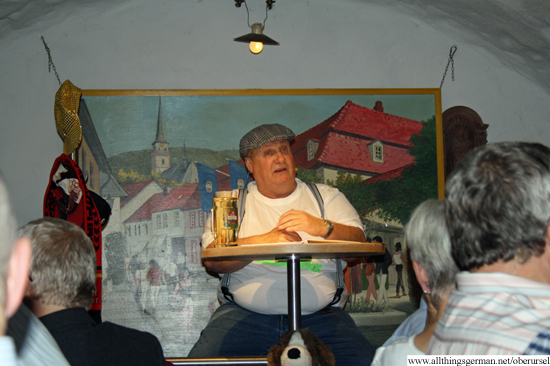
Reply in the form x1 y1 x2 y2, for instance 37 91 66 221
394 252 403 265
372 336 424 366
201 178 364 315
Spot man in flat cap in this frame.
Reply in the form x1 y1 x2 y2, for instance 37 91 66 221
189 124 375 365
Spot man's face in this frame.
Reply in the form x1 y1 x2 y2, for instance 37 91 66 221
244 139 297 199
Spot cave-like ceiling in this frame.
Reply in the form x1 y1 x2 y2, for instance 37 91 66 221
2 0 549 92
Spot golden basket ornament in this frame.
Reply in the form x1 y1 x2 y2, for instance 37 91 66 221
54 80 82 155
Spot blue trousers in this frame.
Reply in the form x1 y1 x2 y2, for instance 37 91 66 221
188 302 375 365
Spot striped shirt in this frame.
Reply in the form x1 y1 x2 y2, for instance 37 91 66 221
427 272 550 355
0 336 19 366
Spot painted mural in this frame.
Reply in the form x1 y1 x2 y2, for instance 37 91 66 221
77 89 443 357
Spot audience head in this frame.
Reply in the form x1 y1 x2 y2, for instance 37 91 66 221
19 217 96 310
445 142 550 271
0 174 31 326
405 198 458 309
372 236 383 243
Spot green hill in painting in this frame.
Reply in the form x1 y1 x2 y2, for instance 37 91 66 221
108 147 241 178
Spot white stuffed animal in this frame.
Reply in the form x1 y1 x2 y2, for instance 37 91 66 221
267 328 336 366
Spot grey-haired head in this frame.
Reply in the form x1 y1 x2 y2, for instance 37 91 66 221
446 141 550 271
239 123 295 159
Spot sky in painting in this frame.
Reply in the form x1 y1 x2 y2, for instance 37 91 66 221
84 92 436 158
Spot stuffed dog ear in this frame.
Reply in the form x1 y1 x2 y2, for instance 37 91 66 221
300 328 335 366
267 344 285 366
316 342 336 366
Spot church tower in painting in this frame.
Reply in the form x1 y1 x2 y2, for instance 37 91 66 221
151 97 170 174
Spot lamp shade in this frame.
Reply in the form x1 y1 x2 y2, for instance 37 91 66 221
234 23 279 46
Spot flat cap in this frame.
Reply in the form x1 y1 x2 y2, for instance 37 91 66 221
239 123 295 158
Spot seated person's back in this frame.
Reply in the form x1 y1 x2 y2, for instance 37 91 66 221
427 142 550 355
7 304 70 366
20 217 166 366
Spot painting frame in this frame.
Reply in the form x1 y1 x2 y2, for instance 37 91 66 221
77 88 444 356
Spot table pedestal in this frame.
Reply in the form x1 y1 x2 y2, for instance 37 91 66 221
287 254 302 331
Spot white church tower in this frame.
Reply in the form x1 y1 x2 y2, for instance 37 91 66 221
151 97 170 174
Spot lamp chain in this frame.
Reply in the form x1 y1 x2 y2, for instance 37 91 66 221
440 45 457 88
41 36 62 86
235 0 274 28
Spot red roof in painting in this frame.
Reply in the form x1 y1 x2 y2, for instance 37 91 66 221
151 183 201 213
124 193 164 223
292 101 423 175
121 180 155 208
294 133 415 175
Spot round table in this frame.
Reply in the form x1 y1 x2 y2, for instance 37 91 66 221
202 241 385 331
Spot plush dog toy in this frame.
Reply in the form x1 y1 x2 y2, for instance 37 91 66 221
267 328 336 366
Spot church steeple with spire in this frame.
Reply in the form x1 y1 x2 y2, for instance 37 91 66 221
151 97 170 174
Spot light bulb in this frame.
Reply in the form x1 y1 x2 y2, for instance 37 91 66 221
249 41 263 54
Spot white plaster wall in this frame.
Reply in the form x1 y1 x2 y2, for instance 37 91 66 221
1 0 549 226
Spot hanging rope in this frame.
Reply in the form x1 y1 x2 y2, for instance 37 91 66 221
41 36 62 86
440 45 457 88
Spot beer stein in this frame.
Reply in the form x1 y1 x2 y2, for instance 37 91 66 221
211 191 239 247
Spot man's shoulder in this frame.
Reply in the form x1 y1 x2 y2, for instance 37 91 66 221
430 277 550 355
94 322 164 355
99 321 160 340
373 337 422 366
295 181 342 200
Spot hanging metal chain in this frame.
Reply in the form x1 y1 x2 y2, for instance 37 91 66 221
234 0 274 28
41 36 62 86
440 45 457 88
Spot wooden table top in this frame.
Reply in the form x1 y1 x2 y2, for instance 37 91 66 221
201 241 385 261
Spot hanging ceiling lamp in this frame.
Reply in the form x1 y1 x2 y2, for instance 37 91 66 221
234 0 279 54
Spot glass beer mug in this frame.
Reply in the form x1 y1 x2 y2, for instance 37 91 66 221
211 191 239 247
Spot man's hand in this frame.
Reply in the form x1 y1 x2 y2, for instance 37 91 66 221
277 209 366 243
238 227 302 246
246 226 303 244
277 209 327 237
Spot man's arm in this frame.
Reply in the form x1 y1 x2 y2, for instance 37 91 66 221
276 186 366 263
277 209 365 242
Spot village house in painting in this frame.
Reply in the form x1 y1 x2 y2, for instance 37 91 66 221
292 100 423 182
